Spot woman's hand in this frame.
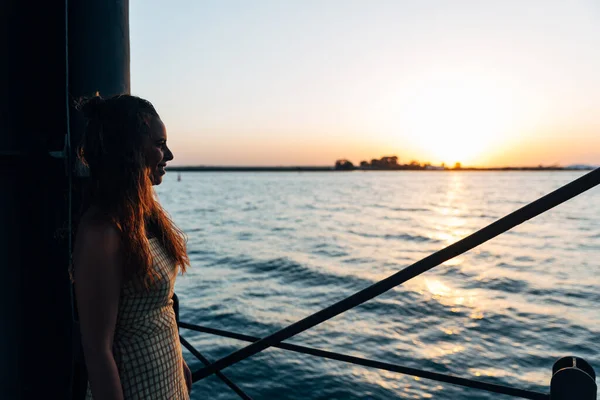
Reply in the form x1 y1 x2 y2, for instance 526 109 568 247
183 360 192 394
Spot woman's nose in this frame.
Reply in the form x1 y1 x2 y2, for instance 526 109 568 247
164 146 174 162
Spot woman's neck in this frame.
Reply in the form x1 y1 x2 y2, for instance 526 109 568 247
146 218 157 239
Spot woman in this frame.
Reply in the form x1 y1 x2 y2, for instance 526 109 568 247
71 94 192 399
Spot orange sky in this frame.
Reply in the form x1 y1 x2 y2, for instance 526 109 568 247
131 1 600 167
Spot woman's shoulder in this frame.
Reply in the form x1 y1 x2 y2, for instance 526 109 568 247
72 208 124 285
75 207 121 252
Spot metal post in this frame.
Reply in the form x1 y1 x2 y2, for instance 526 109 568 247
550 356 596 399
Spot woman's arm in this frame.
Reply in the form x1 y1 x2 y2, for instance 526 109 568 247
74 221 124 400
182 359 192 393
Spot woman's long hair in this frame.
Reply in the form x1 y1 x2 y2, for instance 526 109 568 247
74 94 189 286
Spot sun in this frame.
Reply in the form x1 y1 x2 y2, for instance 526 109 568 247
398 79 515 166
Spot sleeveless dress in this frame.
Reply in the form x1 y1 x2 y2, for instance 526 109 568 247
85 238 189 399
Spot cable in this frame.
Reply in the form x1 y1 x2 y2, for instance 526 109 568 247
180 336 252 400
181 323 548 399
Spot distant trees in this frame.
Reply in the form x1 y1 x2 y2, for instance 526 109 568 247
362 156 399 169
334 159 355 170
380 156 398 167
337 155 451 170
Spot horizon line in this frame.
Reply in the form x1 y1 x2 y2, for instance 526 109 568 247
166 162 598 169
165 164 597 171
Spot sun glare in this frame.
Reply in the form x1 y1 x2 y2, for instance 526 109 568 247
399 78 516 166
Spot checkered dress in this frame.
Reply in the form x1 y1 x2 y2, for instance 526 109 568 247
85 238 189 399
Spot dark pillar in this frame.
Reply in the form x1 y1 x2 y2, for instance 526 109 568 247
0 2 15 397
1 1 130 399
2 1 71 399
68 0 130 146
551 356 597 399
67 1 130 399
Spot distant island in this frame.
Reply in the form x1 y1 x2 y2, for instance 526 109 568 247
333 156 597 171
166 156 596 172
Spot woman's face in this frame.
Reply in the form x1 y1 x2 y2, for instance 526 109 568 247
145 116 173 185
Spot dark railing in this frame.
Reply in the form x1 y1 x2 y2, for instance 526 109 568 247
174 168 600 399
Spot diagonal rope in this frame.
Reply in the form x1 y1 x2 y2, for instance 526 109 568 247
180 335 253 400
181 322 548 399
192 168 600 382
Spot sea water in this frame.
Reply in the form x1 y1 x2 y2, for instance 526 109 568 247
156 171 600 399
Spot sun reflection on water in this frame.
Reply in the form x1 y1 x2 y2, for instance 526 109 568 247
421 343 466 358
420 278 485 320
424 278 452 297
428 173 477 245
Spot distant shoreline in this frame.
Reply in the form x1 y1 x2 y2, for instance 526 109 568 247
166 166 595 172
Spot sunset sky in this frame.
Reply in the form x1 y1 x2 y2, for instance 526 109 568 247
130 0 600 167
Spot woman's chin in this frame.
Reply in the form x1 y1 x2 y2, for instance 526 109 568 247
149 167 166 185
151 174 163 185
